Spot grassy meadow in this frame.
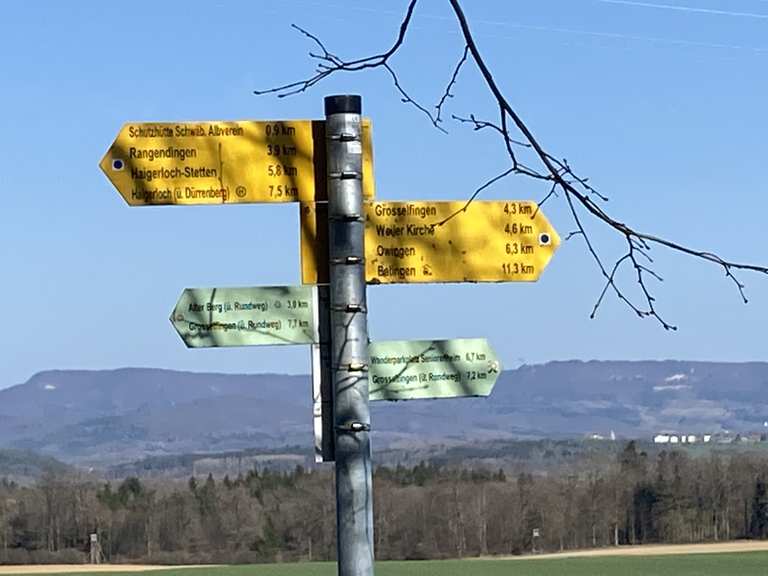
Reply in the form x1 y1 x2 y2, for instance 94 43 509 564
7 551 768 576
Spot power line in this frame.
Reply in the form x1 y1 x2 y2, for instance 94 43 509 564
276 1 767 55
293 1 768 55
598 0 768 20
462 19 768 54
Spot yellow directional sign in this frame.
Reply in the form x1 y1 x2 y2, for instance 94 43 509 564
365 200 560 283
301 200 560 284
301 202 331 285
100 120 375 205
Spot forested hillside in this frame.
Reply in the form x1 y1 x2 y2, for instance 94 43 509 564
2 443 767 564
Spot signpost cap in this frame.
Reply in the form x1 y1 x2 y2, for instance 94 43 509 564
325 95 361 115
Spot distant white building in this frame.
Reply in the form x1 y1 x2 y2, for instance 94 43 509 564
653 433 712 444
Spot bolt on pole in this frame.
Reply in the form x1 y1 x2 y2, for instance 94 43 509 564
325 95 375 576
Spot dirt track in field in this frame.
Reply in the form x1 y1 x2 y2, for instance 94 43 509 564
477 539 768 561
0 566 209 574
3 541 768 573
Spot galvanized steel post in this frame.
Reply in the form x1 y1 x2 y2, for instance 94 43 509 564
325 95 374 576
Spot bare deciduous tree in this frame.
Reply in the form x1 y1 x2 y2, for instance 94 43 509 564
255 0 768 329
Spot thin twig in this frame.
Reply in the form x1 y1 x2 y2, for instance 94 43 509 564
435 46 469 125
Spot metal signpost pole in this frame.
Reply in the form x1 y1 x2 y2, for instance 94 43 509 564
325 95 374 576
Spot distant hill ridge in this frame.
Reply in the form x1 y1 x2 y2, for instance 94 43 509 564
1 361 767 466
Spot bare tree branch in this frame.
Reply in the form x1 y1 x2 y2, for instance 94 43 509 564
253 0 443 130
435 46 469 125
434 167 517 227
255 0 768 329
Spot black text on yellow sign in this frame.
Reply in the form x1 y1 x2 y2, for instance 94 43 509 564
301 200 560 285
100 120 375 205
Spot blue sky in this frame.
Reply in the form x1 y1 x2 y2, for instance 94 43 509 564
1 0 766 388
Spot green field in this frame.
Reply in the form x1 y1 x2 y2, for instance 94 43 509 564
12 552 768 576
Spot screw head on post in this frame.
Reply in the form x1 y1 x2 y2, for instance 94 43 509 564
325 95 362 115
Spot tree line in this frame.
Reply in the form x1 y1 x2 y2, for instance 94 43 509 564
1 442 767 564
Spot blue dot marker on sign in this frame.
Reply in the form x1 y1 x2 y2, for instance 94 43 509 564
112 159 124 171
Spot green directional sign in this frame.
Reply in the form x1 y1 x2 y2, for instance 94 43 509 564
171 286 318 348
368 338 501 401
